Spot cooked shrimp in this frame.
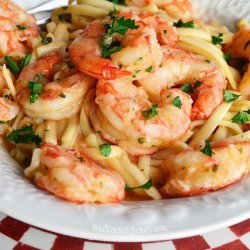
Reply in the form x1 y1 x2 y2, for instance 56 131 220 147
69 11 177 79
125 0 193 21
17 52 95 120
95 78 192 154
139 46 227 120
0 97 19 122
0 0 38 57
224 28 250 95
25 144 125 203
69 21 130 80
161 143 250 197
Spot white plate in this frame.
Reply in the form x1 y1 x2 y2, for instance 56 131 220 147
1 0 250 242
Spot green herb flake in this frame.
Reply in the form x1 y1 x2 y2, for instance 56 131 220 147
4 56 20 74
180 82 193 94
20 54 32 71
200 139 214 156
6 125 42 145
125 179 152 191
223 90 240 103
231 111 250 124
99 143 111 157
16 24 27 30
173 19 194 28
223 53 232 62
205 59 211 63
163 30 167 34
66 60 75 69
59 93 66 98
58 13 71 22
142 104 158 120
211 33 223 45
61 6 68 10
212 164 219 172
172 96 182 108
138 138 145 144
78 157 85 162
41 36 52 45
194 80 202 89
145 65 153 73
28 81 43 104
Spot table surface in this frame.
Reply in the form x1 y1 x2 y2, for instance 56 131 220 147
0 212 250 250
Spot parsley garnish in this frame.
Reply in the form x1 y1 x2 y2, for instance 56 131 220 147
212 33 223 45
172 96 182 108
61 6 68 10
200 139 214 156
6 126 42 145
194 80 202 89
99 143 111 157
145 66 153 73
125 179 152 190
181 82 193 94
28 81 43 104
101 16 138 58
142 104 158 119
231 111 250 124
173 19 194 28
223 53 232 63
59 93 66 98
66 60 75 69
138 138 145 144
16 24 27 30
58 13 71 22
223 90 240 103
41 37 52 45
4 54 31 74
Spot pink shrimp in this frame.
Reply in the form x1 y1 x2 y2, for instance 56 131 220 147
0 97 19 122
17 52 95 120
69 11 178 79
0 0 39 57
139 46 227 120
93 77 192 155
161 142 250 197
25 144 125 203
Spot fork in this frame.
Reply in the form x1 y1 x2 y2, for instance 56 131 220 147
27 0 69 25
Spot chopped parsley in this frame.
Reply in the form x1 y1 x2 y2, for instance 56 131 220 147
145 65 153 73
4 54 31 74
231 111 250 124
59 93 66 98
142 104 158 120
125 179 153 191
194 80 202 89
138 138 145 144
100 16 138 58
16 24 27 30
41 36 52 45
99 143 111 157
58 13 71 22
180 82 193 94
211 33 223 45
172 96 182 108
6 125 42 145
200 139 214 156
223 53 232 63
66 60 75 69
61 6 68 10
223 90 240 103
28 81 43 104
173 19 194 28
77 157 85 162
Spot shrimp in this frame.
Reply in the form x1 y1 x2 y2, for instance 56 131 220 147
25 144 125 203
139 46 227 120
17 52 95 120
0 97 19 122
161 143 250 197
94 78 192 155
125 0 193 21
0 0 38 57
223 28 250 95
69 11 177 79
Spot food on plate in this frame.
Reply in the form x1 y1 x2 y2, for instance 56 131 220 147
1 0 250 203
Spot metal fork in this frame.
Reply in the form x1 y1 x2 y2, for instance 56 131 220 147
27 0 69 25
